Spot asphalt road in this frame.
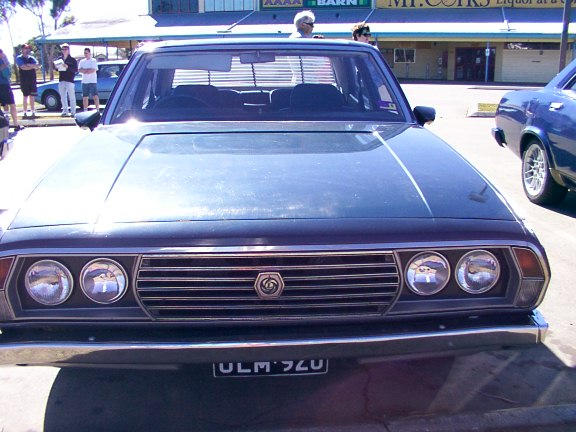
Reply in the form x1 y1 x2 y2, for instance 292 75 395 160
0 84 575 432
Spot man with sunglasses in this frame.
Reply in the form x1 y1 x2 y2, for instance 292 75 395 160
56 43 78 117
290 10 316 39
352 22 372 44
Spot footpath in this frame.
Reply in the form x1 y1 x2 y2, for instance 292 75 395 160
6 84 77 131
13 111 76 129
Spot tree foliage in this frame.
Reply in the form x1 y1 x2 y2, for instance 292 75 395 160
0 0 17 22
0 0 19 77
15 0 48 36
60 14 75 27
11 0 74 80
49 0 70 30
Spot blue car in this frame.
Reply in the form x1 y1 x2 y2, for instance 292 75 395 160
493 59 576 205
35 60 128 111
0 39 550 370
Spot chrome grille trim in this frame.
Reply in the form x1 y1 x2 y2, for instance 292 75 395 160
136 251 400 321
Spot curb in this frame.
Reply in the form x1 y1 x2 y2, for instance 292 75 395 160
466 103 497 118
466 102 498 117
16 116 76 128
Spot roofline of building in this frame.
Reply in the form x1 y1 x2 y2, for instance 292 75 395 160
35 9 576 48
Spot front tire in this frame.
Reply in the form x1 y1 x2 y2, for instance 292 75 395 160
42 90 62 111
522 140 567 205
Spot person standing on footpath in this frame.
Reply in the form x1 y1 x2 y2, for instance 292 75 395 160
78 47 99 111
16 44 40 119
0 48 23 131
56 43 78 117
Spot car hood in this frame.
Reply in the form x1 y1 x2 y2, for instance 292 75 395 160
8 122 517 229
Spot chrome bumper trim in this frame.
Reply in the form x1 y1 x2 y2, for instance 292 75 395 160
0 311 548 367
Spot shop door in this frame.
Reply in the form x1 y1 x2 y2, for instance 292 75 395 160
455 48 495 81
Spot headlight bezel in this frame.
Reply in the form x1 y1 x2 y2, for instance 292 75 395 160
80 258 129 305
405 251 451 296
398 247 510 302
24 259 74 306
455 250 501 295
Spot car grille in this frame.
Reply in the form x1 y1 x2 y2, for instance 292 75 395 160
136 251 400 321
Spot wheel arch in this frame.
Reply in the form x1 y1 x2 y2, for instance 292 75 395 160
520 128 567 188
41 89 62 111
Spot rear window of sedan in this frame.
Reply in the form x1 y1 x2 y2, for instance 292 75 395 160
109 48 405 123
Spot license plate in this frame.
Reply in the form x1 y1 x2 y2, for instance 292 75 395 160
213 359 328 377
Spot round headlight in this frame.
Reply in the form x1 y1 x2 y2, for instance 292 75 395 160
406 252 450 296
25 260 73 306
456 250 500 294
80 259 128 304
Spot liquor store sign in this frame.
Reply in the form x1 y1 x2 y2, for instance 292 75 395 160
262 0 370 8
376 0 575 8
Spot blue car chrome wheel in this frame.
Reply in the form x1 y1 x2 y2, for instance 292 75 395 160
522 140 567 205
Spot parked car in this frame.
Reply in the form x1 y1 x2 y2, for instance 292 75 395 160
35 60 128 111
492 59 576 205
0 39 550 372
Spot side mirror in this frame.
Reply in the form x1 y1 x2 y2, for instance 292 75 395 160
75 110 101 132
413 106 436 126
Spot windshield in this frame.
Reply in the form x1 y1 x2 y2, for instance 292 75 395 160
109 47 406 123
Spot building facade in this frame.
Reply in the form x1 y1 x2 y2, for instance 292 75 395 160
42 0 575 83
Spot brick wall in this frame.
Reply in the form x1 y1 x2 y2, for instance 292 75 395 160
501 50 567 83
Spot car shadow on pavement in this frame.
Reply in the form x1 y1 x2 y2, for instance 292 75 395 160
544 191 576 218
43 346 576 431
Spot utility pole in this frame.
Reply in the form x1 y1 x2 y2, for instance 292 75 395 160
559 0 572 71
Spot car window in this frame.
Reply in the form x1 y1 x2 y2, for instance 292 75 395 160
565 80 576 92
109 49 405 124
99 65 121 79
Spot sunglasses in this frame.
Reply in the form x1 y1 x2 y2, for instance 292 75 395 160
360 32 371 37
303 21 314 27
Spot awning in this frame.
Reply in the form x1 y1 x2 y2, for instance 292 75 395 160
39 8 575 47
366 8 572 41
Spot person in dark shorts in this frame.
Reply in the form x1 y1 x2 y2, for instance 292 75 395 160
16 44 40 118
0 48 23 131
78 47 99 111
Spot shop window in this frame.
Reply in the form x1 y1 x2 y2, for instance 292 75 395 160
394 48 415 64
205 0 253 11
152 0 196 13
506 42 560 50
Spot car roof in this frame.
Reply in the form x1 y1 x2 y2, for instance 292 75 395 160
138 38 375 52
96 60 129 65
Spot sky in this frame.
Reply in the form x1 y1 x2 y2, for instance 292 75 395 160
1 0 148 55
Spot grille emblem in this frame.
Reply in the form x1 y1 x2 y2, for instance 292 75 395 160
254 272 285 299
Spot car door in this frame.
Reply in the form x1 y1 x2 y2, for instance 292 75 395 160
533 80 576 183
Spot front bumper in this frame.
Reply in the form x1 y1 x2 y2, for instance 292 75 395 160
492 127 507 147
0 311 548 368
